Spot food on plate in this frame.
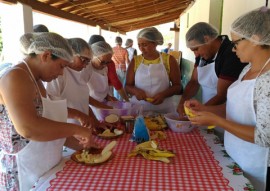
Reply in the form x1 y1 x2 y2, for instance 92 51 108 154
150 131 167 140
105 114 119 123
144 114 167 130
114 129 123 135
98 128 124 139
99 129 116 136
128 140 175 163
146 97 154 102
73 141 117 165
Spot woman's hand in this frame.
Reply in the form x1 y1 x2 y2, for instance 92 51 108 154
106 95 118 101
134 89 147 101
76 112 90 128
74 128 99 149
184 99 204 112
188 110 220 127
151 93 165 105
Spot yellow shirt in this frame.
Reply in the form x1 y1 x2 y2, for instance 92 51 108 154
134 52 170 75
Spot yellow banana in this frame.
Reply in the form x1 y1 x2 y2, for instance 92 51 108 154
140 152 170 163
135 140 157 150
149 150 175 157
184 106 215 129
208 125 215 129
146 98 154 102
184 106 196 117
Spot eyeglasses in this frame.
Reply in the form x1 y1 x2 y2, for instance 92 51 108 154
77 55 91 65
95 57 111 65
231 38 245 49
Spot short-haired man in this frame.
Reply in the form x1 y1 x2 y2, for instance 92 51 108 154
177 22 247 118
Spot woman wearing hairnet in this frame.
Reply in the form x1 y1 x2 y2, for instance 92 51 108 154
46 38 108 131
81 41 117 103
185 7 270 191
88 35 129 102
125 27 181 113
0 33 95 190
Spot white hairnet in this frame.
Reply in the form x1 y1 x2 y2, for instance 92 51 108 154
125 39 133 47
91 41 113 57
20 32 73 62
230 6 270 46
185 22 219 48
137 27 164 45
67 38 92 57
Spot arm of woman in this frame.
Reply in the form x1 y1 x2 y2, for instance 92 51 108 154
152 56 181 104
254 77 270 147
125 59 147 100
0 68 93 146
107 62 129 101
89 96 112 109
190 110 255 143
177 67 200 117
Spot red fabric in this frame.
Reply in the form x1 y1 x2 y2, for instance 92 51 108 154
107 61 122 90
47 129 234 191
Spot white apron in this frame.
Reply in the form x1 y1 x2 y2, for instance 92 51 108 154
87 65 109 102
61 68 89 125
130 55 174 113
197 60 218 104
225 60 270 191
17 62 67 191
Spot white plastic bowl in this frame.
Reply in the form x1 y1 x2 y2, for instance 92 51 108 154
164 112 195 133
93 101 140 121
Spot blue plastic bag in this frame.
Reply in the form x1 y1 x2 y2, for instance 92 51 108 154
130 115 150 144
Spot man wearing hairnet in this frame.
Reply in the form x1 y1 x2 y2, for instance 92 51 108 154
177 22 247 120
125 27 181 113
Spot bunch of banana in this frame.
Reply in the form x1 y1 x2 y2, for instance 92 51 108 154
128 140 175 163
75 141 117 164
184 106 215 129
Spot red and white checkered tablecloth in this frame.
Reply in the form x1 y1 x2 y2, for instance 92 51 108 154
34 128 253 191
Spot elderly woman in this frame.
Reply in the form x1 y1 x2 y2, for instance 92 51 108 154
81 41 117 103
186 7 270 191
125 27 181 113
0 33 94 191
88 35 129 102
46 38 104 129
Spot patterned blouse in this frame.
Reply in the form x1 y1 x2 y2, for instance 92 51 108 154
0 67 43 190
248 64 270 148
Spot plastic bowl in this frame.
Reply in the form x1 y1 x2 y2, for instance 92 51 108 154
164 112 195 133
94 101 140 121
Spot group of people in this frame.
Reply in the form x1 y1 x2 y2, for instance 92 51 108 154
0 6 269 191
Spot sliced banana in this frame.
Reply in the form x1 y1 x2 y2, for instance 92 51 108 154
94 151 112 163
114 129 123 135
102 140 117 155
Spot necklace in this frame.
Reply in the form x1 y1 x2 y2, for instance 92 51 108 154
256 56 270 78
